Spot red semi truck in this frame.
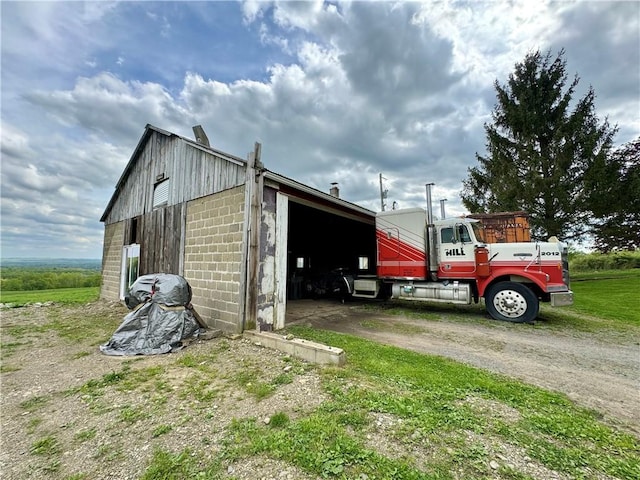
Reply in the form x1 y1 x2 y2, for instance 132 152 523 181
351 193 573 323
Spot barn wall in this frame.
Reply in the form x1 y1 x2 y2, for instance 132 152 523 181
103 131 245 225
100 220 125 301
184 185 246 333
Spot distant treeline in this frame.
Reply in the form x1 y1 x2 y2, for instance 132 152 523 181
1 258 101 269
1 260 102 291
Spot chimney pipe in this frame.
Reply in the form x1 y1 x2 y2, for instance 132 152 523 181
192 125 210 147
330 182 339 198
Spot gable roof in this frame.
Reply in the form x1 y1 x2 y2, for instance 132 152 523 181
101 124 376 224
100 124 246 222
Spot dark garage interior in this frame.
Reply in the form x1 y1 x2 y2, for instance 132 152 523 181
286 200 376 300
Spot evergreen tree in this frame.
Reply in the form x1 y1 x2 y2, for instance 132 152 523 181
462 49 617 241
589 137 640 251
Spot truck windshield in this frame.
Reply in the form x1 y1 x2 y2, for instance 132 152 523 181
471 222 487 243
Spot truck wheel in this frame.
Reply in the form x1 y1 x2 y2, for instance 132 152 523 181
485 281 539 323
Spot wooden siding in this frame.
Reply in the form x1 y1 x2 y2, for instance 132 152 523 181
138 203 185 276
103 131 246 225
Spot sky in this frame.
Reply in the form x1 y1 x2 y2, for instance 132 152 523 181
1 0 639 259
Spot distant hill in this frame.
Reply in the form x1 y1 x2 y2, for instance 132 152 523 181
1 258 101 270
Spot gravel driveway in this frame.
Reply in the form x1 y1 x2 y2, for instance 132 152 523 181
286 299 640 436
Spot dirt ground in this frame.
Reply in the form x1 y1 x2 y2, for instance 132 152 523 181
1 299 638 479
287 299 640 436
1 301 328 480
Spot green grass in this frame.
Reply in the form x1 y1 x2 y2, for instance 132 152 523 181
571 269 640 281
140 449 223 480
151 424 173 438
568 276 640 324
30 435 61 456
256 326 640 480
0 286 100 306
74 428 97 443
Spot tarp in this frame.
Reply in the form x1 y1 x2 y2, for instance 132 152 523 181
100 274 203 356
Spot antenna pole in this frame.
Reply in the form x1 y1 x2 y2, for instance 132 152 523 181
379 173 386 211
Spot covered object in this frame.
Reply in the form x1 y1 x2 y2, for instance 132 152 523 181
100 274 203 356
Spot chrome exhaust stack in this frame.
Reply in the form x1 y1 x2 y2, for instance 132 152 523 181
425 183 439 281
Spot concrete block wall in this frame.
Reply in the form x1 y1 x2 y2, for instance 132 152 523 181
100 221 125 301
184 185 246 333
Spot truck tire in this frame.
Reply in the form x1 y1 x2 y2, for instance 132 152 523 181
485 281 539 323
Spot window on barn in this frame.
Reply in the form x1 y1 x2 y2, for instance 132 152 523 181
153 178 169 208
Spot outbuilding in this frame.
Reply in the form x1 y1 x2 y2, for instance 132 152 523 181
100 124 376 333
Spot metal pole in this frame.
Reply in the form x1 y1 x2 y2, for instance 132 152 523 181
440 198 447 219
425 183 434 224
379 173 386 211
425 183 438 280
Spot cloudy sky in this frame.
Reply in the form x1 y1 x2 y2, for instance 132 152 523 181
1 1 638 259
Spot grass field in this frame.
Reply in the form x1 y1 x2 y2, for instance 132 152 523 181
568 271 640 324
0 287 100 306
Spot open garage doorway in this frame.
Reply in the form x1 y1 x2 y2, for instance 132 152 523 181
285 199 376 303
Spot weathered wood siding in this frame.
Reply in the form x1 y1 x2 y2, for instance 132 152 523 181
103 131 246 225
138 203 185 275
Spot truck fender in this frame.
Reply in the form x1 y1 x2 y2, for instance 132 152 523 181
476 270 547 297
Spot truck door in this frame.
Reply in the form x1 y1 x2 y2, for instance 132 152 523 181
437 224 476 277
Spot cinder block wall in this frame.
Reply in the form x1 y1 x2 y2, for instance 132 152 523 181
100 221 125 301
184 185 246 333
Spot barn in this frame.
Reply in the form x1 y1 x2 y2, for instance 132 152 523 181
100 124 376 333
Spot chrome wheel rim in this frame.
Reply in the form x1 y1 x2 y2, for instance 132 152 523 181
492 289 527 319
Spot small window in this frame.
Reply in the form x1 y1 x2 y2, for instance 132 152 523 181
296 257 305 269
441 227 454 243
153 178 169 208
358 256 369 270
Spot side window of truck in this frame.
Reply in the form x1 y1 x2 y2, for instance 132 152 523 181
441 226 471 244
441 227 454 243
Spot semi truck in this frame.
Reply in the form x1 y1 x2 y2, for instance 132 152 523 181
351 188 573 323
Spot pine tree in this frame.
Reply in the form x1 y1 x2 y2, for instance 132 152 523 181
589 137 640 251
462 49 617 241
